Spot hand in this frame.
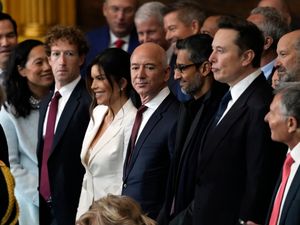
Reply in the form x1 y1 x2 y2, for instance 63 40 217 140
245 221 260 225
238 219 260 225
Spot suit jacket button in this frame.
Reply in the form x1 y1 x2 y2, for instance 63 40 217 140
123 183 127 188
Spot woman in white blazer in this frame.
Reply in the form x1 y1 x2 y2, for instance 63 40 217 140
76 48 137 219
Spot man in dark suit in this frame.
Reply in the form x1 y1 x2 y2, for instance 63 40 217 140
37 25 91 225
247 6 289 84
264 83 300 225
84 0 140 74
179 17 286 225
157 34 228 225
122 42 179 219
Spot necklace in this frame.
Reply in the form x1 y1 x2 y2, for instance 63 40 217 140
29 96 40 109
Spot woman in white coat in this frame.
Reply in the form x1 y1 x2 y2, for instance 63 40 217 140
77 48 137 219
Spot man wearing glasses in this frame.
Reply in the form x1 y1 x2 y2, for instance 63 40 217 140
84 0 140 75
37 25 91 225
157 33 227 225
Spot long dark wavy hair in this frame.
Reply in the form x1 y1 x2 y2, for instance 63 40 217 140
86 48 139 115
4 39 45 118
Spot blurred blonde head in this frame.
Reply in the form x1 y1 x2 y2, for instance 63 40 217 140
76 194 157 225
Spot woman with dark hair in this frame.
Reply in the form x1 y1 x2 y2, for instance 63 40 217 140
0 39 54 225
76 48 137 219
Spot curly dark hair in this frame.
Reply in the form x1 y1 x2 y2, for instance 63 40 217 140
44 25 89 57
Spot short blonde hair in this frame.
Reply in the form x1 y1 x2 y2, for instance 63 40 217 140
76 195 157 225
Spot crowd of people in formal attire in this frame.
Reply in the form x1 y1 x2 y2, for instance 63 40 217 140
1 0 300 225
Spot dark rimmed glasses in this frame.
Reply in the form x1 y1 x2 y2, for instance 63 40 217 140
174 62 202 73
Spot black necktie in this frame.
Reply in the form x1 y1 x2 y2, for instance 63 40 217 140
213 91 232 126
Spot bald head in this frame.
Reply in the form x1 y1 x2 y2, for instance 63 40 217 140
276 30 300 82
132 42 168 69
130 43 170 103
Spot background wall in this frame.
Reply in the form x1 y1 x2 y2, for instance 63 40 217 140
77 0 300 32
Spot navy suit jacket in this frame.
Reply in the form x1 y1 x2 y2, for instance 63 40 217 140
122 93 179 219
190 74 286 225
265 162 300 225
37 79 91 225
83 25 139 76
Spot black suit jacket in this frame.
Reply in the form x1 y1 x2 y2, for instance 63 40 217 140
190 74 286 225
157 81 228 224
265 161 300 225
37 79 91 225
122 93 179 219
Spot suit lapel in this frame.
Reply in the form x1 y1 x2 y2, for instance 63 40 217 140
80 106 107 164
88 109 123 164
279 167 300 224
123 94 173 179
199 75 265 170
50 80 83 156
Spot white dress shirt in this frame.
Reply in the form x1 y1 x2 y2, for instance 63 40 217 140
218 69 261 123
136 87 170 141
109 31 130 52
43 76 81 136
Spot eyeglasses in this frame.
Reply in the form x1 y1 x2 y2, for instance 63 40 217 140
174 63 201 73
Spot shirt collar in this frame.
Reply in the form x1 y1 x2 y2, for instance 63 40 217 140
230 69 261 102
110 31 130 46
261 59 275 79
55 76 81 97
289 142 300 164
145 87 170 109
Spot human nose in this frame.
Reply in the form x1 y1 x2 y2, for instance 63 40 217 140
43 61 52 71
135 67 145 78
174 68 182 80
165 31 172 43
116 9 125 20
57 54 67 64
274 57 281 68
0 37 9 46
91 79 97 90
264 112 269 123
209 51 216 63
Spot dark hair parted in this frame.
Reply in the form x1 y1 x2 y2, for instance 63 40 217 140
44 25 89 56
4 39 44 117
218 15 264 68
0 12 17 36
176 34 213 66
86 48 133 113
163 0 206 27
